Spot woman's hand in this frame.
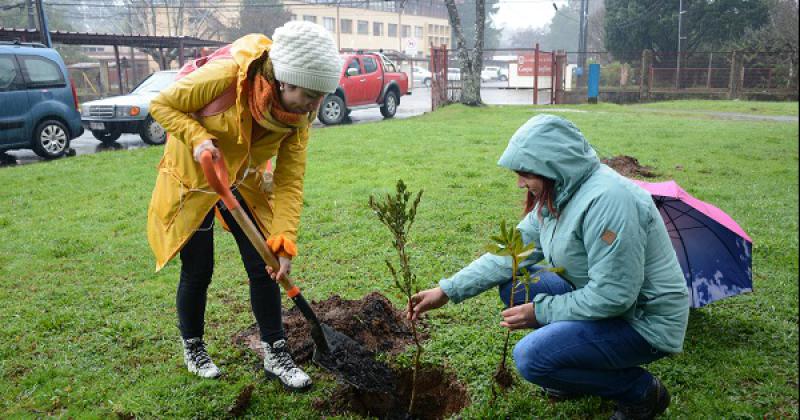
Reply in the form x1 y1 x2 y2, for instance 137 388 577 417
193 139 220 162
266 256 292 283
408 287 449 321
500 303 540 330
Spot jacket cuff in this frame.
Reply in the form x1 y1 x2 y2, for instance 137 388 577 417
266 234 297 258
438 277 463 304
533 293 553 325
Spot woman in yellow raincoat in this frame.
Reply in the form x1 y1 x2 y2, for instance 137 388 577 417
147 21 341 391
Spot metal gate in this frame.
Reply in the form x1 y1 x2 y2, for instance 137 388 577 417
430 45 448 111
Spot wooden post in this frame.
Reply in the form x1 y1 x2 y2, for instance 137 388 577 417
728 51 739 99
178 39 185 67
551 51 556 104
130 46 138 87
533 44 540 104
706 52 713 89
113 45 124 95
639 49 652 101
98 59 110 96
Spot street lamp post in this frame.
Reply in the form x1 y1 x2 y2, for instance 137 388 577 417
676 0 687 89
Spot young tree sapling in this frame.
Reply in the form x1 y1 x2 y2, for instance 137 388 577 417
369 179 424 414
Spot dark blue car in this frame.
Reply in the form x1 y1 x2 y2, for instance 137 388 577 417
0 41 83 159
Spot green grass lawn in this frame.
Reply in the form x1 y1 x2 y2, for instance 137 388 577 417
1 102 797 418
633 99 799 116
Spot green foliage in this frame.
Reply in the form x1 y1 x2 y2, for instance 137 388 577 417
369 179 424 299
605 0 770 61
454 0 503 49
0 101 796 418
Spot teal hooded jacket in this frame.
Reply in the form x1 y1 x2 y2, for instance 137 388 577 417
439 114 690 353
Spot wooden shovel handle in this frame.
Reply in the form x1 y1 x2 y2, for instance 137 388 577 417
198 150 301 298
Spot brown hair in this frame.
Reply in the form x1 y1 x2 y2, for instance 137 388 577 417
520 172 558 219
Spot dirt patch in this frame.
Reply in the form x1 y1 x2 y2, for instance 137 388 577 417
314 365 469 420
602 155 657 178
233 292 421 363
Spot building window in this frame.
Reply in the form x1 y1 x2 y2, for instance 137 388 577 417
373 22 383 36
388 23 397 37
291 14 297 20
357 20 369 35
303 15 317 23
402 25 411 38
323 17 335 32
340 19 352 34
414 26 423 38
428 24 433 34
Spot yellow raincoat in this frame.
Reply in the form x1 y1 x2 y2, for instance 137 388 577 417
147 34 312 271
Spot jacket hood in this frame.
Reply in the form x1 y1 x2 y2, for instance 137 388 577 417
230 33 272 75
498 114 600 211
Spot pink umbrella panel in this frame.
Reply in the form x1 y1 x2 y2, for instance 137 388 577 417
632 180 753 308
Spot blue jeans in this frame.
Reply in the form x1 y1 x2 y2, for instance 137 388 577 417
499 267 668 403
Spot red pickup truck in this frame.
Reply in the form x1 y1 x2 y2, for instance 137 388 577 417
317 52 410 125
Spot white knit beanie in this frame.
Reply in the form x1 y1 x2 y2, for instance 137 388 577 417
271 21 342 94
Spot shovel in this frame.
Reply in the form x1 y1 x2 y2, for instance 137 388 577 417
199 150 394 393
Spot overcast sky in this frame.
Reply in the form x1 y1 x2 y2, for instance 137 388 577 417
493 0 568 30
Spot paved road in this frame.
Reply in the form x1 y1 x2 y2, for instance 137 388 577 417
0 83 546 167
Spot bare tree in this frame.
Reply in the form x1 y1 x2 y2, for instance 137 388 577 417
445 0 485 106
125 0 229 69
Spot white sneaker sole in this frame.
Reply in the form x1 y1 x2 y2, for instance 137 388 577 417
264 369 312 392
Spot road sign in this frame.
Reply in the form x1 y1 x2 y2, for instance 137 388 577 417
405 38 417 56
517 54 553 77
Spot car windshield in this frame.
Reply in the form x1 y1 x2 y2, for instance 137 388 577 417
132 71 176 94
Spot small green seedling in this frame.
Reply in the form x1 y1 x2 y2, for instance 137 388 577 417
485 220 564 404
369 179 423 414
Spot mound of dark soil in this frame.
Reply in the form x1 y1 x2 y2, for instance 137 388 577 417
602 155 657 178
233 292 422 363
314 365 470 420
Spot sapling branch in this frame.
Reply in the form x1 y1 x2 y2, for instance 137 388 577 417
369 179 424 414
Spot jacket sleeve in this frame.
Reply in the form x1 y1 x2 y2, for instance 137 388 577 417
266 127 308 246
439 211 545 303
149 60 236 150
533 189 647 324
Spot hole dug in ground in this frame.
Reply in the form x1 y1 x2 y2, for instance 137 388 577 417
233 292 469 419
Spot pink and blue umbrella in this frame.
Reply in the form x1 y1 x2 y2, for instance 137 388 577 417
632 180 753 308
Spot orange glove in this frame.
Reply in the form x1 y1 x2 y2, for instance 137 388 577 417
266 234 297 258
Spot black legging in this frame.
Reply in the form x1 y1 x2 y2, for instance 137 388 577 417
177 197 284 344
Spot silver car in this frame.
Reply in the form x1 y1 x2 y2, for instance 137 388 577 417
80 70 176 145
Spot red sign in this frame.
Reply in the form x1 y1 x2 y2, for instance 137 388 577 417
517 53 553 77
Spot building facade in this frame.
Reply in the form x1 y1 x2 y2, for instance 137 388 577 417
283 0 450 58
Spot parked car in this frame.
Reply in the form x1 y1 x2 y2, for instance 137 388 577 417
481 66 509 82
411 67 432 87
0 41 83 159
447 67 461 81
318 52 410 125
80 70 176 145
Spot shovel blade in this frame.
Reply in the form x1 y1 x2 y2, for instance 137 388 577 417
312 323 395 393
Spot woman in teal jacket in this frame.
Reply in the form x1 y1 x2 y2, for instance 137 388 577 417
409 115 690 419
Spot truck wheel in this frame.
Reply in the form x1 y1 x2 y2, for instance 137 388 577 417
32 119 70 159
424 78 431 87
92 129 122 144
318 95 346 125
499 75 508 81
139 116 167 145
380 90 398 119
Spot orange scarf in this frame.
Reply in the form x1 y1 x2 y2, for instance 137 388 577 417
248 73 303 127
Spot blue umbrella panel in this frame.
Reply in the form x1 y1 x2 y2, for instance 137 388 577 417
653 197 753 308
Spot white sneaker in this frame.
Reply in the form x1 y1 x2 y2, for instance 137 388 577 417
262 339 312 391
181 337 221 379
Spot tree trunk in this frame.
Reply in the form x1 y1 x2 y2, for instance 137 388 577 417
445 0 485 106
